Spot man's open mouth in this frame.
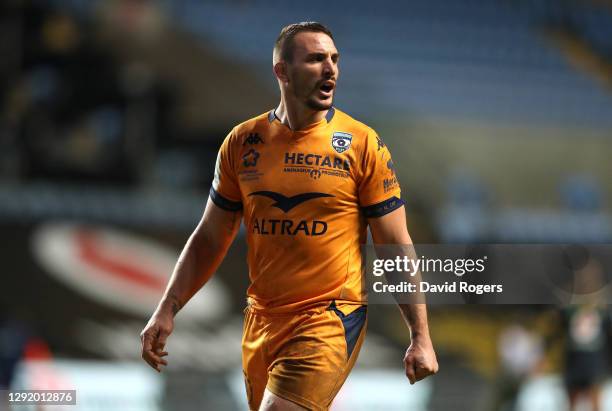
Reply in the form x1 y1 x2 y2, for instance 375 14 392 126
319 81 335 96
320 83 334 92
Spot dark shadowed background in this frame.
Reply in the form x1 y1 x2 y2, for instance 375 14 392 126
1 0 612 410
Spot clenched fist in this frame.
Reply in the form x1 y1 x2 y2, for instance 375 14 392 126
404 335 439 384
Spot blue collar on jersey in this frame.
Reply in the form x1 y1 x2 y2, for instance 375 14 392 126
268 106 336 124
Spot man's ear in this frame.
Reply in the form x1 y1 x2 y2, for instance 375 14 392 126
273 61 289 84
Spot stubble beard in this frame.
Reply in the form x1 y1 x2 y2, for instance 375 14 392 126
289 75 334 111
306 96 333 111
305 84 334 111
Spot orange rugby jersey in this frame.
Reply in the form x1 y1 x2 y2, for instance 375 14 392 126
210 107 403 313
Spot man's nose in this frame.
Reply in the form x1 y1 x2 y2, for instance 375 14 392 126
323 58 336 77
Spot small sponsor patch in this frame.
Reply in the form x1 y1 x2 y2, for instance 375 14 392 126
383 176 399 193
331 132 352 153
242 149 260 167
387 159 395 175
239 169 264 182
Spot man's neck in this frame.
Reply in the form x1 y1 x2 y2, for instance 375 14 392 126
275 98 328 131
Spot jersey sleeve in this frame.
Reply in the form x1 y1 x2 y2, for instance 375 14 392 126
358 129 404 218
209 129 243 211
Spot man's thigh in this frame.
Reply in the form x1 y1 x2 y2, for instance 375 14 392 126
242 306 270 409
243 303 367 411
259 388 308 411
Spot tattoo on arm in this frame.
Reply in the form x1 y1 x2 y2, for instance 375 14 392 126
168 293 182 316
398 303 429 339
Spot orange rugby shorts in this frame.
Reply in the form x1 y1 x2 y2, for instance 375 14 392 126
242 301 367 410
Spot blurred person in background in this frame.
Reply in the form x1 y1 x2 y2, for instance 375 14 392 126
141 21 438 410
489 317 544 411
544 254 612 411
561 257 611 411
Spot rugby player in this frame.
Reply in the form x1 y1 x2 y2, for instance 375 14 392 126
141 22 438 410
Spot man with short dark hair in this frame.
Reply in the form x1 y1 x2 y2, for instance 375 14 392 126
141 22 438 410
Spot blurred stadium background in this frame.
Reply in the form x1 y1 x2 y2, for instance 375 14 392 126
1 0 612 410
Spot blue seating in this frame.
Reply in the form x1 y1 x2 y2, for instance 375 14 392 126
156 0 612 127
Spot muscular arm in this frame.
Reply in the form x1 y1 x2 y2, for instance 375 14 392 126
140 198 242 371
368 207 438 383
158 198 242 315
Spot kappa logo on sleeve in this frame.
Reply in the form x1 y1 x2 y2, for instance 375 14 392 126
376 135 386 151
243 133 264 145
331 131 352 153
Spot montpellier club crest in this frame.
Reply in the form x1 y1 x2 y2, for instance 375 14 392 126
331 131 352 154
